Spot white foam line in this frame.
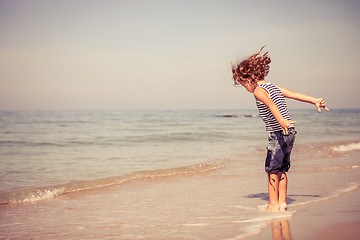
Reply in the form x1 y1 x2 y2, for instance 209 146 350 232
194 216 234 220
222 212 295 240
231 211 295 224
1 162 222 205
179 223 211 227
15 187 67 204
223 223 269 240
228 205 257 211
290 183 360 208
332 142 360 152
0 222 25 227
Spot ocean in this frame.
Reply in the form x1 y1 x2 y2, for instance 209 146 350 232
1 109 359 239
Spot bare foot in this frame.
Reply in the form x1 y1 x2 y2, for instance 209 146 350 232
280 203 288 211
266 203 280 211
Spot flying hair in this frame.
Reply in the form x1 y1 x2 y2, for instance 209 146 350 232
231 45 271 86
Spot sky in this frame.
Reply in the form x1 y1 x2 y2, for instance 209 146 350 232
0 0 359 110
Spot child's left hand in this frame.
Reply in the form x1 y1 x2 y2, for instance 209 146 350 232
315 98 330 112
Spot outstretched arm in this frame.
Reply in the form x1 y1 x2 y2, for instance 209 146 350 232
278 86 330 112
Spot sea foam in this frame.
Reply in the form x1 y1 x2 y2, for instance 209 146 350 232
0 162 220 205
332 142 360 152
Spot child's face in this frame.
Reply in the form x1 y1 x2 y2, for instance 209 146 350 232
239 80 256 93
233 71 256 93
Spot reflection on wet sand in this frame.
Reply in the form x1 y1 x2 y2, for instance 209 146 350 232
271 220 292 240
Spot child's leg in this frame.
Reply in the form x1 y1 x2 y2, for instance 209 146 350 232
267 173 280 210
278 172 288 210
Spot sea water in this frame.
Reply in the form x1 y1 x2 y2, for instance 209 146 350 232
0 109 359 239
0 109 264 194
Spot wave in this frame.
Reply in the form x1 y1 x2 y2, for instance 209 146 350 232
0 162 220 205
217 114 259 118
289 183 360 208
331 142 360 152
0 132 233 148
0 140 62 147
302 165 360 173
223 210 296 240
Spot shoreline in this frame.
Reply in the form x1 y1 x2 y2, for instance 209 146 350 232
250 188 360 240
0 165 359 239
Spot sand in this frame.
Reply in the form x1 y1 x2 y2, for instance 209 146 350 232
251 188 360 240
1 155 359 239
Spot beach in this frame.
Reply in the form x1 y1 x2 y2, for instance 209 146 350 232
251 185 360 240
1 140 359 239
0 109 359 239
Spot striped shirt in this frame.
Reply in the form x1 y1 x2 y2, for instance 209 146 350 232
255 82 294 132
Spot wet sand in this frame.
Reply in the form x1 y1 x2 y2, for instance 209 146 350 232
251 188 360 240
0 163 296 240
1 167 358 240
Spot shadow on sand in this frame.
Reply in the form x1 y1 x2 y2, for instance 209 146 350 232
244 192 321 204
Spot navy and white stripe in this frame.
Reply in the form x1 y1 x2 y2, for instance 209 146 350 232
256 82 294 132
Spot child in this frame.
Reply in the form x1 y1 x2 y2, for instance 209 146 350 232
231 46 329 211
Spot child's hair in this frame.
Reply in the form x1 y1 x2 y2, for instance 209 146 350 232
231 45 271 86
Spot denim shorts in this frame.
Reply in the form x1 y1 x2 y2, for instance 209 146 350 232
265 128 297 174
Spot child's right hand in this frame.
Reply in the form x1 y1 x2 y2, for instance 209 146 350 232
280 119 296 135
315 98 330 112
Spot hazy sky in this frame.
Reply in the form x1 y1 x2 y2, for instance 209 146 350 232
1 0 359 110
